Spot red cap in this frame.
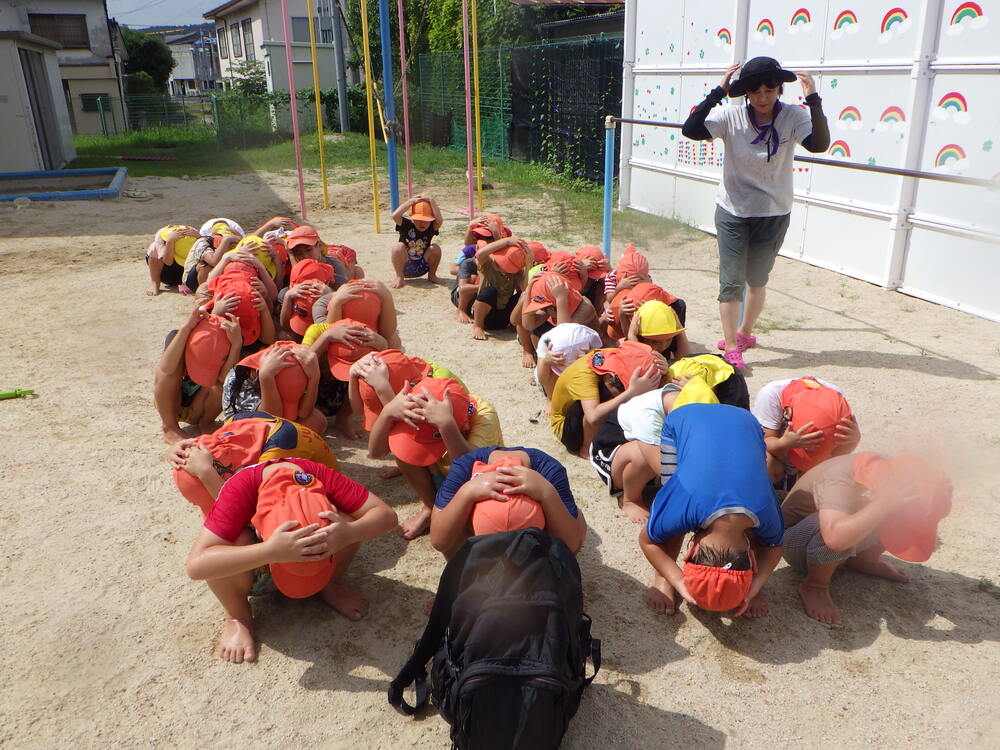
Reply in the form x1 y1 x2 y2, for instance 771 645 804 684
853 453 952 562
327 244 358 265
325 318 377 381
575 245 609 280
471 213 509 239
544 250 583 291
588 341 661 389
330 283 382 331
239 342 309 420
780 378 854 473
289 259 334 335
206 268 261 346
526 241 549 265
357 350 431 430
286 225 320 250
173 419 272 515
523 272 584 317
387 377 474 467
491 244 527 275
184 314 231 387
614 243 650 281
607 282 677 339
251 466 337 598
683 539 756 612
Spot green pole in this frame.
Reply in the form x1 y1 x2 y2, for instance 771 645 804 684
212 94 222 147
97 96 108 137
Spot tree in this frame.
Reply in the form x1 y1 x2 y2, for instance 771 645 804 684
122 28 175 92
229 60 268 99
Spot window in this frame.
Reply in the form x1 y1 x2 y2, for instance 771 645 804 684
230 23 242 57
241 20 254 60
28 13 90 49
321 28 333 44
80 93 112 112
217 27 228 58
290 16 318 43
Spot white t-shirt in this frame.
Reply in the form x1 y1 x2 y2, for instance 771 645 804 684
752 377 843 431
535 323 603 381
617 384 682 445
705 102 812 217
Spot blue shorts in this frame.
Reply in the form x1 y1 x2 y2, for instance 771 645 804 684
403 256 430 278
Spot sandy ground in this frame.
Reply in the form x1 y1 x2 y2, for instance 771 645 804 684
1 169 999 749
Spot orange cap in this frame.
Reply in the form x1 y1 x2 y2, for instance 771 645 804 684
683 539 756 612
387 377 474 466
526 241 549 265
523 272 584 317
575 245 609 280
327 244 358 265
286 225 320 250
206 269 261 346
408 200 435 222
330 283 382 331
467 456 545 535
779 378 854 473
325 318 377 381
251 466 337 598
589 341 661 389
471 213 508 239
614 243 650 281
184 314 231 387
357 350 431 430
607 282 677 339
853 453 952 562
289 259 334 335
543 250 583 291
491 244 527 274
239 342 308 420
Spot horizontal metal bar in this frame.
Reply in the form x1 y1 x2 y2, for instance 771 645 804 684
633 63 913 75
907 213 1000 242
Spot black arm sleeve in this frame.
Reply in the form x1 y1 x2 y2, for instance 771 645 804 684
681 86 727 141
800 93 831 153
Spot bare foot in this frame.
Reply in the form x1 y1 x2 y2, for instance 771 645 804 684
797 582 843 625
740 593 769 618
399 508 432 540
179 284 194 296
428 274 448 286
644 574 677 614
162 427 190 445
378 464 402 479
846 554 909 582
319 580 370 620
455 309 473 324
471 326 487 341
333 415 363 441
146 284 161 297
521 352 536 369
217 618 257 663
620 499 650 525
391 277 405 289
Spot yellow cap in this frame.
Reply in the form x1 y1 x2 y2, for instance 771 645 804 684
668 354 734 388
673 375 719 409
637 300 684 336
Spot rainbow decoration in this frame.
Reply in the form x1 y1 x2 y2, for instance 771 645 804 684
935 143 966 167
951 2 983 25
790 8 812 25
829 140 851 158
838 105 861 122
717 28 732 44
938 91 968 112
756 18 775 35
881 7 908 33
880 106 906 122
834 10 858 29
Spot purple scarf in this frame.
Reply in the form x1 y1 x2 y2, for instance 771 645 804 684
747 101 782 162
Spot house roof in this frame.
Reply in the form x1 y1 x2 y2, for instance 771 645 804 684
203 0 257 20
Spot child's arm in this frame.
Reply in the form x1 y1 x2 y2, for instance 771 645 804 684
819 478 919 551
763 422 823 462
255 292 276 346
548 277 572 325
495 466 587 553
317 492 398 551
582 362 664 430
391 196 419 225
413 386 476 459
475 236 514 266
257 348 292 416
671 331 692 360
832 416 861 456
218 314 243 384
428 196 444 231
291 346 321 420
186 521 327 581
537 342 565 400
430 479 506 556
639 528 696 604
180 443 227 499
732 543 783 617
367 389 419 459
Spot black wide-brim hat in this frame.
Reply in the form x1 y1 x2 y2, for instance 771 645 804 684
728 56 797 97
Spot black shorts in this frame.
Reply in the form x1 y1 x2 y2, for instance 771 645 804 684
589 411 627 496
316 377 349 417
712 357 750 410
559 400 586 455
147 255 184 286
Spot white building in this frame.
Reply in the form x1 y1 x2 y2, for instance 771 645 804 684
166 29 222 96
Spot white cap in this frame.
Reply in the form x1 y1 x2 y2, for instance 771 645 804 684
535 323 603 377
198 217 245 237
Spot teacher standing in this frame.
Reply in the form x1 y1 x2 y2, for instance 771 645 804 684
682 57 830 371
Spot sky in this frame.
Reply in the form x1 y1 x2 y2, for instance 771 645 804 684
107 0 214 28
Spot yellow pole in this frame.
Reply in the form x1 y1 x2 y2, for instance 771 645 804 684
471 0 483 211
360 0 381 231
306 0 328 209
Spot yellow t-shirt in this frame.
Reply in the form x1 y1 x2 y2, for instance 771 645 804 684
434 395 503 476
158 226 197 266
549 353 600 439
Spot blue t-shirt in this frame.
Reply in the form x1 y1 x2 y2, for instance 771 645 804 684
435 446 578 518
646 404 783 545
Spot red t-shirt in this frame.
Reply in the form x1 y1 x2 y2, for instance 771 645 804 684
204 458 368 542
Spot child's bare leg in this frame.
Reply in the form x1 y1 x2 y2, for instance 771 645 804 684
613 442 655 524
511 297 535 368
153 364 189 444
798 560 845 625
332 401 362 440
845 544 908 582
192 384 223 435
470 300 490 341
390 243 408 288
644 535 684 614
147 256 166 296
455 285 476 324
318 541 369 620
396 460 436 539
302 408 329 436
425 244 446 284
205 529 256 663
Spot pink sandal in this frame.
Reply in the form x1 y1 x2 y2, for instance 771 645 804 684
716 332 757 352
722 349 746 372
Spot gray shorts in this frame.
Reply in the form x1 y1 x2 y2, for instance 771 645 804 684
715 205 791 302
782 513 880 572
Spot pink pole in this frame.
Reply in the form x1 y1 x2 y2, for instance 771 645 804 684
280 0 307 221
396 0 414 199
461 0 475 218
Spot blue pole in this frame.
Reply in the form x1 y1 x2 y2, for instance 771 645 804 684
601 116 615 262
378 0 399 210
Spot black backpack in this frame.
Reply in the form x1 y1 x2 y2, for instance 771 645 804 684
388 528 601 750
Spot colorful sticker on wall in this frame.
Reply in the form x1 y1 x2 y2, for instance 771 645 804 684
714 28 733 47
947 2 989 35
829 140 852 159
934 143 969 172
830 10 861 39
933 91 971 123
677 140 724 169
878 7 911 42
754 18 777 45
836 105 863 131
788 8 814 34
875 105 908 133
